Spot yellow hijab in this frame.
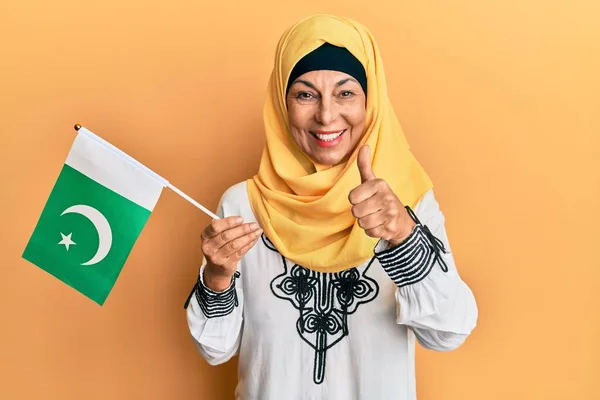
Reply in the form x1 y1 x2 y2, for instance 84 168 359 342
247 14 433 273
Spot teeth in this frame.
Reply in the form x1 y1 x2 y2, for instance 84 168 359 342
315 131 344 141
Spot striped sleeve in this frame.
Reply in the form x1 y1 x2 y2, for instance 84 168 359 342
375 204 449 289
375 225 439 287
193 270 240 319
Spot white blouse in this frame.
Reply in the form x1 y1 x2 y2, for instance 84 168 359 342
185 181 478 400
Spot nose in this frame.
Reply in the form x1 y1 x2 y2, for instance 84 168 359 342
314 96 338 126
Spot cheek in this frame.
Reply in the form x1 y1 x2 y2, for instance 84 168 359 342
347 106 367 132
287 105 310 130
286 107 311 149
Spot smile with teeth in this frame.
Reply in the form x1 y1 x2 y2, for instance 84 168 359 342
311 130 345 141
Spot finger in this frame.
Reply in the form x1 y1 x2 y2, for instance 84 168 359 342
213 229 261 265
357 145 376 183
215 226 263 261
212 222 261 249
364 225 386 239
348 180 379 205
232 235 261 260
202 221 257 258
357 209 387 231
351 196 383 219
203 216 244 239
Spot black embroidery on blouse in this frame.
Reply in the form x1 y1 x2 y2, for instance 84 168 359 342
374 205 449 288
263 235 379 385
195 271 240 318
183 271 240 319
376 225 440 287
404 205 448 273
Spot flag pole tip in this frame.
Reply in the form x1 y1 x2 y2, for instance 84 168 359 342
74 124 82 131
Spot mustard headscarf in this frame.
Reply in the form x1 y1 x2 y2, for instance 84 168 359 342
247 14 433 273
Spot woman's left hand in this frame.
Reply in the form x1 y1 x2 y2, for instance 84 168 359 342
348 145 416 247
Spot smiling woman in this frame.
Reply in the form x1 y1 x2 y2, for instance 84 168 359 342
184 13 478 400
285 42 368 166
287 69 366 165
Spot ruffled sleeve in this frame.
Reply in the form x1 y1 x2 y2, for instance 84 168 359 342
184 187 246 365
184 260 244 365
374 189 478 351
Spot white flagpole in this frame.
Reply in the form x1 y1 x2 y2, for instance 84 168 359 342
74 124 220 220
166 183 220 220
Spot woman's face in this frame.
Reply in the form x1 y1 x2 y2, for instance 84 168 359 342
286 70 366 166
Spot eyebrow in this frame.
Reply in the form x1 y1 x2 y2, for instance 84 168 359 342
292 78 359 90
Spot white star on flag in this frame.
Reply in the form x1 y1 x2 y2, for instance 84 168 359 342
58 232 76 250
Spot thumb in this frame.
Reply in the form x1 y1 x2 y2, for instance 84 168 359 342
357 145 376 183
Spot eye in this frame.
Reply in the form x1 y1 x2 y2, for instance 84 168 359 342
296 91 315 100
339 90 355 98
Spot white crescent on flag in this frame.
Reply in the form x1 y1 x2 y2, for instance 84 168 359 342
61 204 112 266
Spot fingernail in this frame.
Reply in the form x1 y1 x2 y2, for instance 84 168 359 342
235 217 243 223
250 222 259 230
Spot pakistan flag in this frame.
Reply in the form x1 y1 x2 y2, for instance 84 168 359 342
23 127 167 305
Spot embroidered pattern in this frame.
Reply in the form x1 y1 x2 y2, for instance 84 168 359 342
375 225 444 287
375 205 449 288
264 236 379 385
183 270 240 318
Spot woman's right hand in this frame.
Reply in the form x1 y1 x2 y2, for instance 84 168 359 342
201 216 262 292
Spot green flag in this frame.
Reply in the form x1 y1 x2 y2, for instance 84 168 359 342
22 127 168 305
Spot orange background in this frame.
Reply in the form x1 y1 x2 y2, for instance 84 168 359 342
1 0 599 399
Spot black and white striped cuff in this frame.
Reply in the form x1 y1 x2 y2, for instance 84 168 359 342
375 225 441 288
194 270 240 319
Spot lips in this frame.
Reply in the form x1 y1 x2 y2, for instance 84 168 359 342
311 130 345 142
310 129 346 148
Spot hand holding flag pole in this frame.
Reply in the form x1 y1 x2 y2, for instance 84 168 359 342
73 124 220 221
22 123 221 305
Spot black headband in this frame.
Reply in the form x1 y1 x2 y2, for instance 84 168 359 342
286 42 367 96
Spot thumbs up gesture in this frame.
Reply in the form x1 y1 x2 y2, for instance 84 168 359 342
348 145 416 247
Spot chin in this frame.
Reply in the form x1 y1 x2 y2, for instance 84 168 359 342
311 152 346 166
300 137 353 166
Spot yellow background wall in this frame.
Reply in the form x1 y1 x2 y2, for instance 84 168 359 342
1 0 598 399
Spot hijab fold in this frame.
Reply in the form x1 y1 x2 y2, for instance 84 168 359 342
247 14 433 273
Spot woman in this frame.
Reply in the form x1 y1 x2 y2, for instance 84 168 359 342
185 14 478 400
